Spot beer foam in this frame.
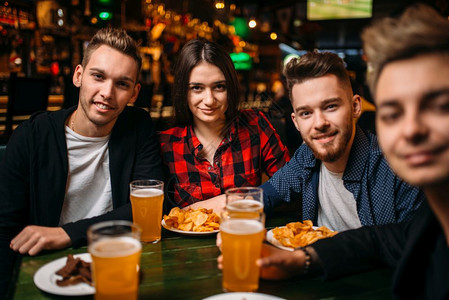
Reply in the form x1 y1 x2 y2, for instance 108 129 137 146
89 237 141 258
227 199 263 211
131 188 163 198
220 219 264 235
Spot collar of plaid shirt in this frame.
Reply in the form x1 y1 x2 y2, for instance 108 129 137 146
187 123 236 157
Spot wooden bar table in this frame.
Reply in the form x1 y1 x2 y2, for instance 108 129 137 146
9 215 394 299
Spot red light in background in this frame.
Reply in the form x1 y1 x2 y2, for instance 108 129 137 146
50 62 60 76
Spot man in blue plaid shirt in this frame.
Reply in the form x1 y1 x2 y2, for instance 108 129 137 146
262 51 424 231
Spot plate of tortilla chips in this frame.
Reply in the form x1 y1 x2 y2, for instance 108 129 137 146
162 207 220 236
266 220 338 251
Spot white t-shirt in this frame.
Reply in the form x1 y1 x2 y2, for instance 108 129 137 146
317 163 362 231
59 126 113 225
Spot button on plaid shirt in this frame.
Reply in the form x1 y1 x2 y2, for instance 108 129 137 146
159 110 290 208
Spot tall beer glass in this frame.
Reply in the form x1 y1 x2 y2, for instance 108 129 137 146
130 179 164 243
88 221 142 300
225 187 264 221
221 216 265 292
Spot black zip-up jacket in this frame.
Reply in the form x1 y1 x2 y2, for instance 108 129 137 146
0 106 164 297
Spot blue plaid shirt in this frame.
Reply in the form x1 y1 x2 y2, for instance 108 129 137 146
262 127 425 225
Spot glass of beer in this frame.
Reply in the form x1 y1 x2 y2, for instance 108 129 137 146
225 187 264 221
88 220 142 300
220 215 265 292
130 179 164 243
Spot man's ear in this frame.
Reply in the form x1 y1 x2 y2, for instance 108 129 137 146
291 112 301 133
72 65 83 88
352 94 362 119
128 82 141 105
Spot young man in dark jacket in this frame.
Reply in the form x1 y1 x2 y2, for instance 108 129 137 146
0 28 164 296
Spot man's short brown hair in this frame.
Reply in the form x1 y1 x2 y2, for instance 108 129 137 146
82 27 142 81
283 51 352 101
362 4 449 96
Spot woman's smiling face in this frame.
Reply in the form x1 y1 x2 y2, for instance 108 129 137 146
187 61 228 128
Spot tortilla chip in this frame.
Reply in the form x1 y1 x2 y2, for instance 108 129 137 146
163 207 220 232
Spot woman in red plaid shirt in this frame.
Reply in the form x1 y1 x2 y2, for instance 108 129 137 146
159 39 290 210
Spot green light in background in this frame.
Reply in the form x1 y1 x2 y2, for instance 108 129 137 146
99 11 112 20
230 17 249 39
98 0 112 4
230 52 252 70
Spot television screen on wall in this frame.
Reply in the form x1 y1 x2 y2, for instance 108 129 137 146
307 0 373 21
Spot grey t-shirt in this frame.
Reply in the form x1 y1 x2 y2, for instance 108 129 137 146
317 163 362 231
59 126 113 225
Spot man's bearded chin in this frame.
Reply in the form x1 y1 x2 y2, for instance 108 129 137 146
311 144 346 162
308 122 353 163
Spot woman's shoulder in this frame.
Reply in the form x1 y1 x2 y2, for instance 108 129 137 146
239 108 261 118
238 109 275 133
158 126 188 144
237 109 269 125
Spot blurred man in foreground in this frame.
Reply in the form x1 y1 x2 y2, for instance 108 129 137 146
257 4 449 299
0 28 163 296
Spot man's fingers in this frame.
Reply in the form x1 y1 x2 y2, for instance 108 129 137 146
28 240 46 256
10 226 72 256
257 256 275 267
216 232 222 250
217 254 223 270
11 232 31 251
10 228 33 250
15 234 40 255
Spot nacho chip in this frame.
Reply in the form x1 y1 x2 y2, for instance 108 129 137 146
178 221 193 231
190 211 208 226
163 207 221 232
272 220 337 248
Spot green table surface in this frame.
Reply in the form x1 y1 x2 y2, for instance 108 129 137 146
10 215 394 300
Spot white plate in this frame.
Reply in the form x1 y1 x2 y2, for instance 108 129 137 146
33 253 95 296
266 226 321 252
266 229 295 252
203 292 286 300
162 219 219 236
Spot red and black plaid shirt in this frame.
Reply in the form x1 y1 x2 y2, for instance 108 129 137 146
159 110 290 208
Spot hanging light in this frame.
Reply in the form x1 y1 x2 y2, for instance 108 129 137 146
99 11 111 20
248 18 257 28
215 0 225 9
270 32 277 40
84 0 91 16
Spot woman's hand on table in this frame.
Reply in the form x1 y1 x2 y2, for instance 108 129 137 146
10 226 72 256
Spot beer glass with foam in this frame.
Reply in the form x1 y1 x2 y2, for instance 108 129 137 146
88 220 142 300
225 187 264 221
130 179 164 243
220 215 265 292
